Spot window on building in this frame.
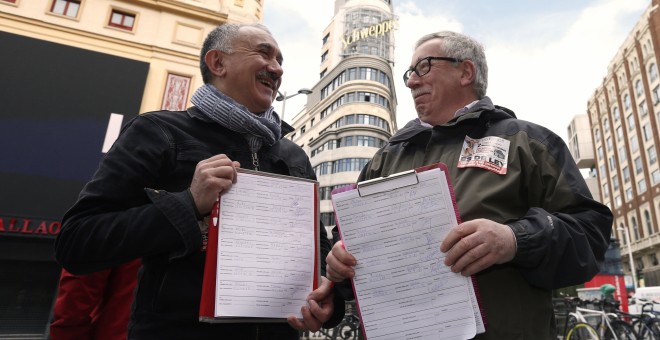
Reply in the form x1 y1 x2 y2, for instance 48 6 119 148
615 195 622 208
322 33 330 45
109 9 136 31
300 125 306 134
623 166 630 183
50 0 80 18
620 223 627 244
609 156 616 171
636 79 644 97
645 210 653 235
625 187 633 201
320 68 327 79
649 63 658 82
616 126 623 141
649 145 657 165
613 106 620 121
602 183 609 198
321 50 328 63
632 217 639 240
612 175 619 190
606 136 612 151
310 118 315 127
631 135 639 153
603 117 610 133
624 94 631 110
643 123 652 141
653 169 660 185
639 178 647 194
627 114 635 131
654 85 660 104
639 100 648 117
635 156 643 174
595 128 601 142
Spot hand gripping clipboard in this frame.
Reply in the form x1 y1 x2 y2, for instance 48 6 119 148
199 168 320 323
331 163 486 339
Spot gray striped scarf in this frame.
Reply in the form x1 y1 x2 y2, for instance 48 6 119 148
191 84 282 153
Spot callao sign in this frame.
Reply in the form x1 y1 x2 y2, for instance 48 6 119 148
0 216 61 236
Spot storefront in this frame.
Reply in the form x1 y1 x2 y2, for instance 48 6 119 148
0 31 148 337
0 222 61 337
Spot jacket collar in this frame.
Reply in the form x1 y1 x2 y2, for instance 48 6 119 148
390 96 517 143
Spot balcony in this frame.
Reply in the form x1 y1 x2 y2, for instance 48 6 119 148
625 232 660 255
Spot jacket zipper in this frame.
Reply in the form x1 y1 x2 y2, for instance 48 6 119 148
252 152 259 171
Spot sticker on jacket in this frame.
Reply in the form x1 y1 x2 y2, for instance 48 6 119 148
458 136 510 175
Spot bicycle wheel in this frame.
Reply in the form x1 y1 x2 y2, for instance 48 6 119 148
634 320 655 340
605 320 637 340
331 321 358 340
565 322 600 340
648 318 660 338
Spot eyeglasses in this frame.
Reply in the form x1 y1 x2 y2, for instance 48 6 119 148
403 56 462 83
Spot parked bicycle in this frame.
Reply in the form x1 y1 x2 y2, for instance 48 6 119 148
561 297 600 340
576 299 637 339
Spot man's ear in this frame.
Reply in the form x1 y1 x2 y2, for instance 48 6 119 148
204 49 226 78
459 59 476 87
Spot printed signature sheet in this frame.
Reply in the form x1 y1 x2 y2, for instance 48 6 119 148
332 168 478 340
214 171 317 319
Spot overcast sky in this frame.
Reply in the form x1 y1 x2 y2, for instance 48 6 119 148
263 0 648 142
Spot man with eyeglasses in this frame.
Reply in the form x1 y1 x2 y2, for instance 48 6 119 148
326 31 613 339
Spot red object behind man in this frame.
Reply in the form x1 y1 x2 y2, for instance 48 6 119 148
49 259 141 340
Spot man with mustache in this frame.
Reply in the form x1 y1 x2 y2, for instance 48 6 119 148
55 23 340 339
326 31 613 339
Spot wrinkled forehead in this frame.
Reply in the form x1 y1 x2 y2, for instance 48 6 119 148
411 38 444 64
235 26 283 62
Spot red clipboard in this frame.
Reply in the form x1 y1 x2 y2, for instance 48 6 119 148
330 162 486 337
199 169 320 322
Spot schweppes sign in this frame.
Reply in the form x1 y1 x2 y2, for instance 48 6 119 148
342 18 399 50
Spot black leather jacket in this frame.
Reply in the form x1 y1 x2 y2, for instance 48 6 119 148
55 107 334 339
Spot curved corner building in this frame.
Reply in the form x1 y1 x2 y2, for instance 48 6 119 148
289 0 398 235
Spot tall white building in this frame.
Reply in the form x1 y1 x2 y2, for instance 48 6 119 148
586 0 660 287
289 0 398 234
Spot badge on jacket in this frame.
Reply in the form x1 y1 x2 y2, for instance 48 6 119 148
457 136 510 175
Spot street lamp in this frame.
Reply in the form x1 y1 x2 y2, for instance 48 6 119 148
276 88 312 121
618 226 638 291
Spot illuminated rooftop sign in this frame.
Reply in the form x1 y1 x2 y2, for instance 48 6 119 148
341 18 399 50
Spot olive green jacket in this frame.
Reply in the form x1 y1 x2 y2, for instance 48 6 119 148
348 97 613 339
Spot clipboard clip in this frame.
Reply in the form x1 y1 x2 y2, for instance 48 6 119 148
356 169 419 197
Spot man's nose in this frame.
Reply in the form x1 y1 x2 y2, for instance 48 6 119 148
267 60 283 78
405 74 419 88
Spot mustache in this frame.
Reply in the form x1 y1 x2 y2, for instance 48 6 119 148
257 70 280 83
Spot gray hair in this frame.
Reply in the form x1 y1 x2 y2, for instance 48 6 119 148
200 23 273 83
415 31 488 98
